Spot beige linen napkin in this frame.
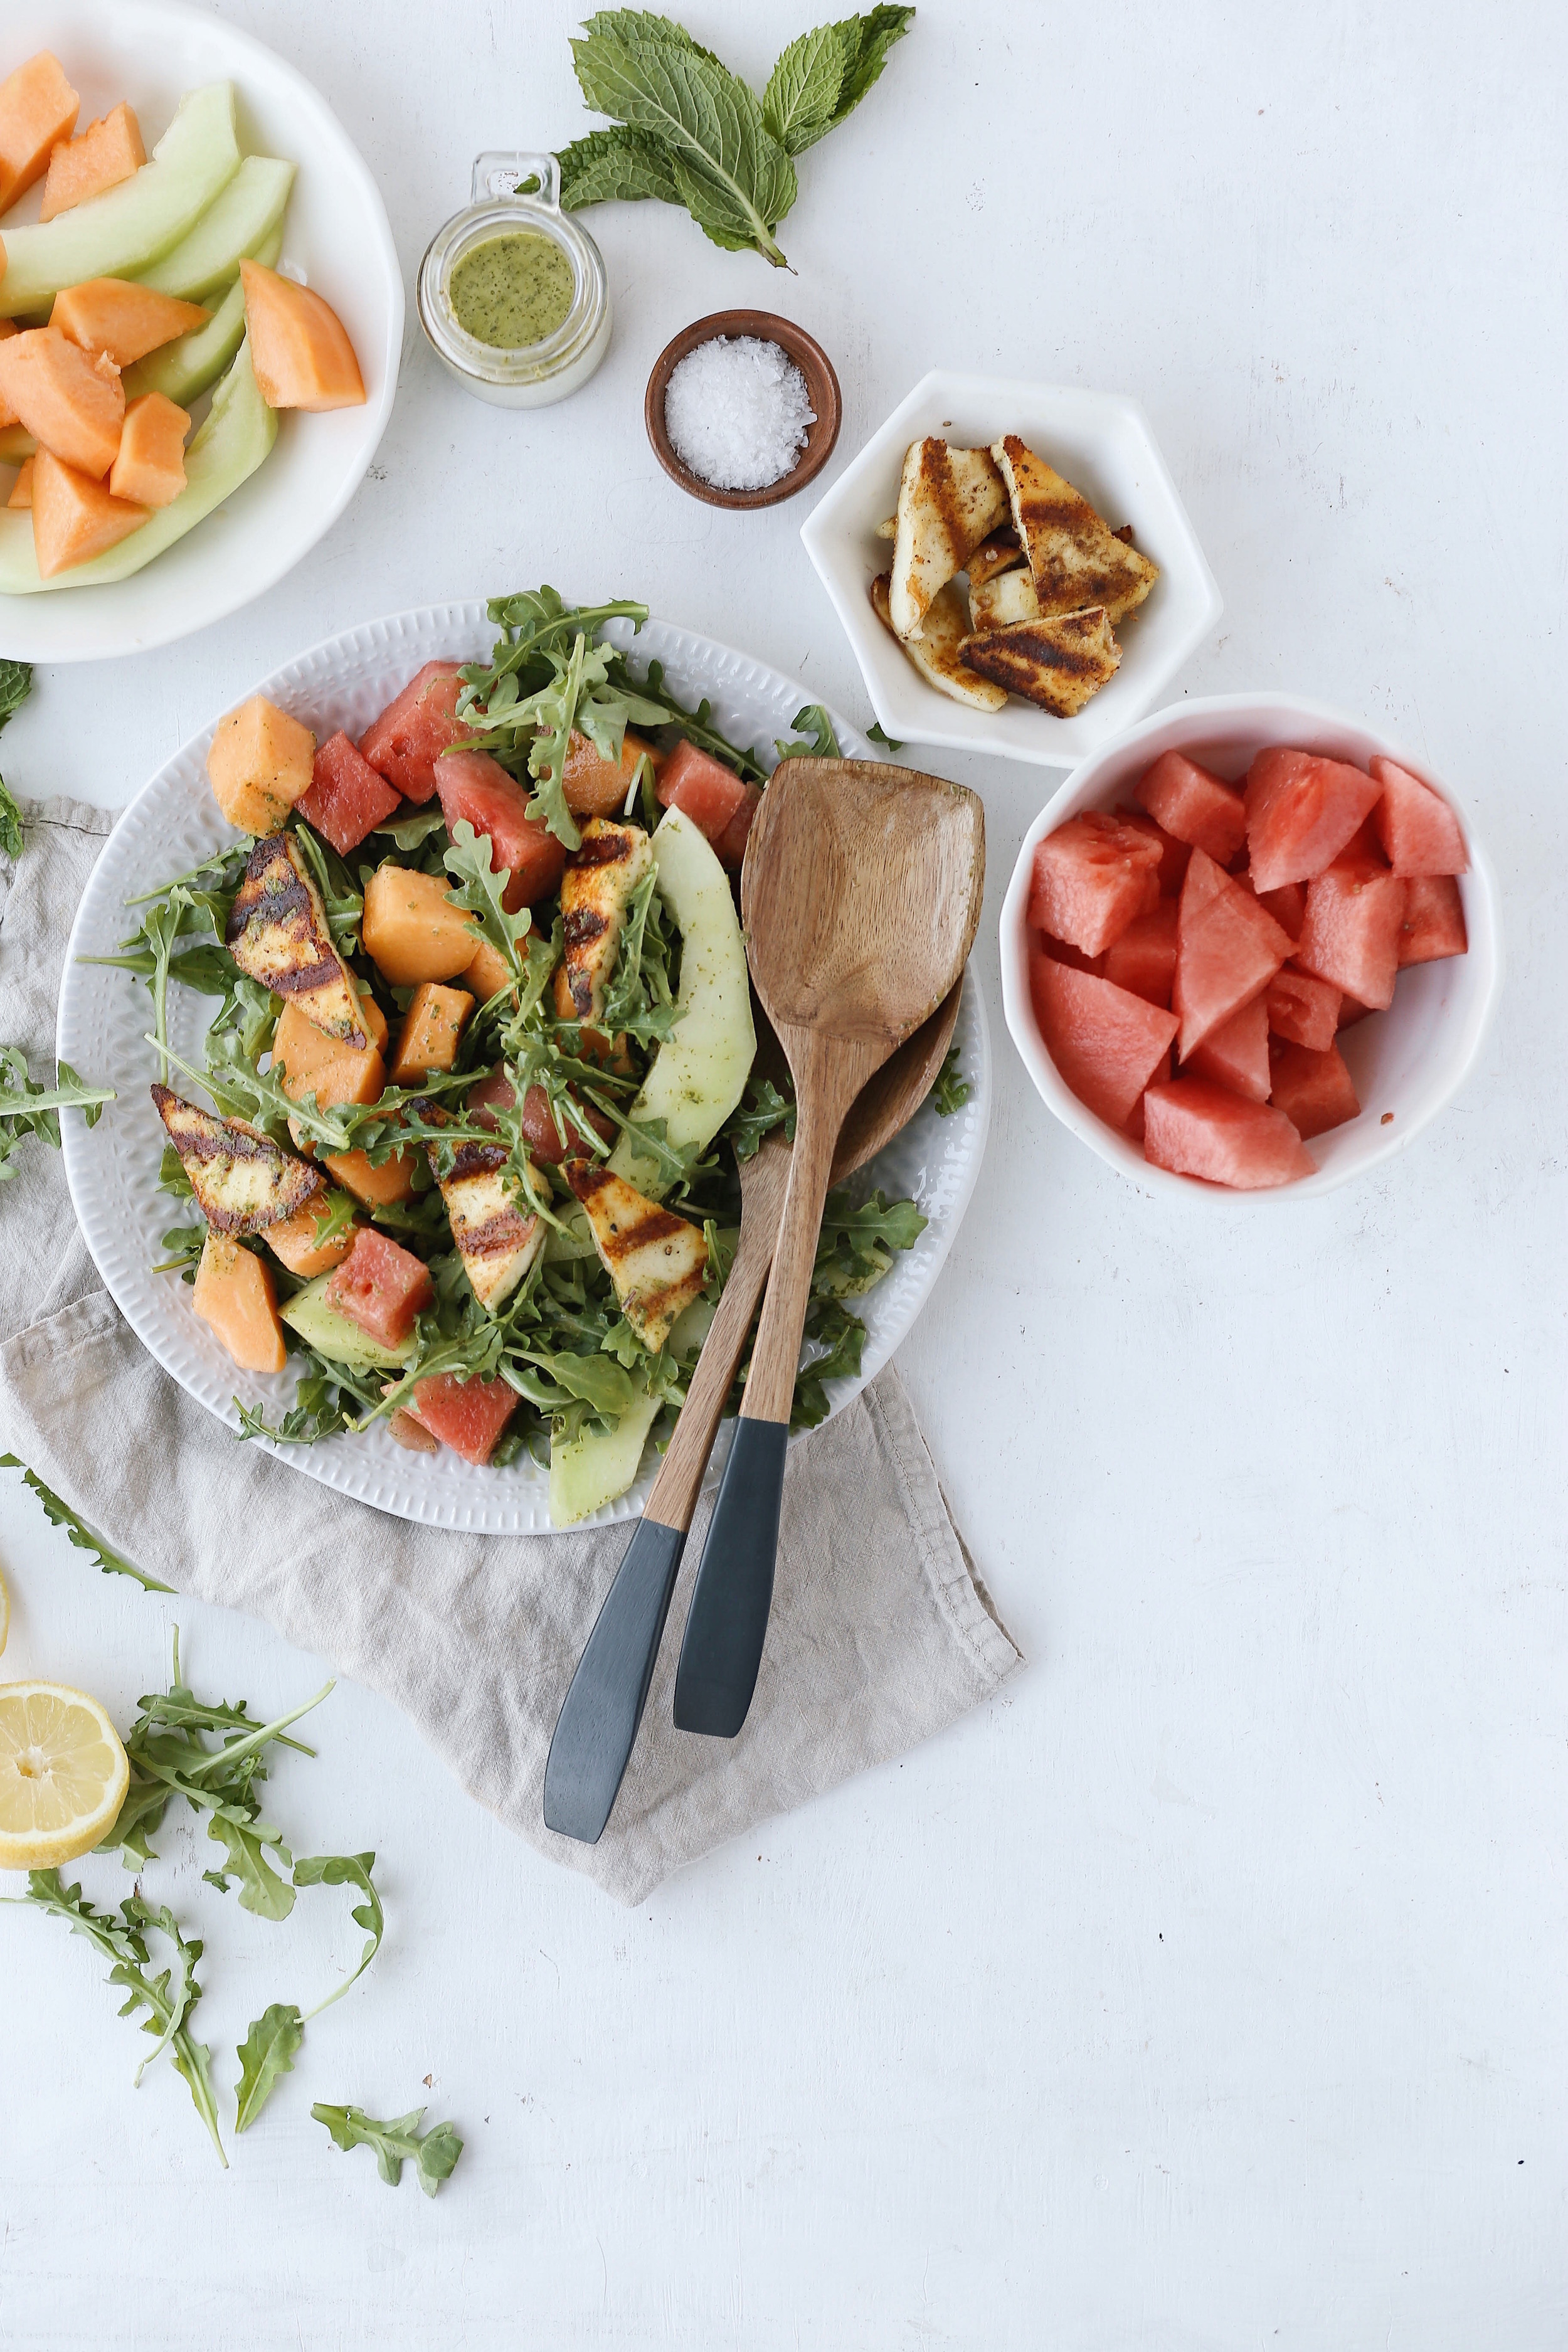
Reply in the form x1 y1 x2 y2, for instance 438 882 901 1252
0 802 1020 1904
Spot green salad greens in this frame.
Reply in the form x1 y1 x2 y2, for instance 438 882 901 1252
102 588 957 1523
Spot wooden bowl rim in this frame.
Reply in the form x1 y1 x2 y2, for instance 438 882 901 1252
644 310 843 511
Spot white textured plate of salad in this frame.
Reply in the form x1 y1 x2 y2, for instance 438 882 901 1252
0 0 400 659
56 596 990 1534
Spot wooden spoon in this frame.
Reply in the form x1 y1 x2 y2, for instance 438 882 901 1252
674 757 983 1741
541 979 963 1845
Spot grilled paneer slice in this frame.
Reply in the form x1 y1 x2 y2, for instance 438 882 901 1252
433 1137 546 1312
968 563 1042 632
152 1084 324 1233
565 1162 709 1353
559 818 654 1027
961 606 1122 718
871 572 1007 712
889 438 1010 640
965 527 1024 589
225 831 366 1046
992 435 1159 625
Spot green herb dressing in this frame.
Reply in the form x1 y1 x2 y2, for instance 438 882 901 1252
448 231 575 350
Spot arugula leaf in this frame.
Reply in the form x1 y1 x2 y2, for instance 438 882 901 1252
0 1453 171 1591
729 1075 795 1160
0 1046 115 1179
205 1813 297 1921
570 20 797 265
775 702 840 761
763 19 858 154
595 861 683 1048
866 719 904 751
442 822 537 980
0 657 33 860
152 1221 206 1278
372 804 449 852
290 822 363 955
931 1046 970 1116
312 2102 464 2195
11 1872 226 2166
234 2001 304 2131
558 123 684 208
294 1853 384 2015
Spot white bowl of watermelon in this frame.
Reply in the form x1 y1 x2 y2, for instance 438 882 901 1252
999 691 1502 1199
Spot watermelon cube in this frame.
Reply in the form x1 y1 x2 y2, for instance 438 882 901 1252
1029 812 1162 957
1244 747 1382 892
1029 943 1179 1131
1184 988 1270 1101
296 730 401 856
657 740 751 840
1369 756 1468 876
325 1227 434 1348
1116 806 1191 896
712 780 763 870
359 661 467 803
1134 749 1247 866
409 1369 517 1466
435 748 568 912
1173 847 1295 1061
1397 872 1468 966
1143 1077 1315 1189
1268 1038 1360 1139
1338 995 1372 1029
1102 898 1178 1007
1037 934 1107 978
1294 837 1407 1009
1254 879 1305 941
1266 964 1342 1052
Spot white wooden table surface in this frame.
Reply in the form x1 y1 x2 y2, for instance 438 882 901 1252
3 4 1564 2344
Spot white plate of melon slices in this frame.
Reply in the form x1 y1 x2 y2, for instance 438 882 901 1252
55 604 993 1534
0 0 400 660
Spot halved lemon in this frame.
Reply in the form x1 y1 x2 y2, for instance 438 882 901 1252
0 1682 129 1870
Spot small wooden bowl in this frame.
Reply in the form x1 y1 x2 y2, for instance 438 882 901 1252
644 310 842 510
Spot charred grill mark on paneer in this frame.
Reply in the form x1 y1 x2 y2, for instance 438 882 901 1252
558 818 654 1027
564 1160 709 1353
152 1084 324 1233
225 832 367 1046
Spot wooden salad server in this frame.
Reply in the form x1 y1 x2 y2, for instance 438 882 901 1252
673 757 984 1742
541 976 964 1846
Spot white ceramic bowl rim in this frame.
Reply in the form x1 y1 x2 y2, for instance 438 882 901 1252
999 689 1504 1204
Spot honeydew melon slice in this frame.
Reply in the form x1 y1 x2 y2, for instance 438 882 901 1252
279 1271 414 1374
0 84 242 317
608 806 756 1198
0 336 275 594
549 1381 662 1526
123 225 283 404
135 155 296 301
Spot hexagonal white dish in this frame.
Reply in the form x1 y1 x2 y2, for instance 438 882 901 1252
999 692 1503 1202
0 0 402 662
57 603 991 1533
800 369 1222 770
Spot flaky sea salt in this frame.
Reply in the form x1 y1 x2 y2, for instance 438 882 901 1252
663 335 815 491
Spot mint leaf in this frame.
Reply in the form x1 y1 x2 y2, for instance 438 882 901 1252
839 4 916 112
234 2001 304 2131
558 124 684 208
570 24 797 266
763 20 857 155
312 2102 464 2195
0 776 21 863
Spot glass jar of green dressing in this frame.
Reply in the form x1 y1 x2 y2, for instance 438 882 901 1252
417 153 611 408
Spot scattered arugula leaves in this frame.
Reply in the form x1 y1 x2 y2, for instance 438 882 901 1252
556 8 914 267
233 1853 385 2131
0 657 33 859
931 1046 970 1117
866 719 903 751
0 1453 171 1591
312 2101 464 2195
775 702 840 761
0 1046 114 1181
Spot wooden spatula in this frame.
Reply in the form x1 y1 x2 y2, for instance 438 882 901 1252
673 757 984 1740
541 980 964 1846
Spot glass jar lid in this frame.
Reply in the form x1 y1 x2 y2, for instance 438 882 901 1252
417 152 609 392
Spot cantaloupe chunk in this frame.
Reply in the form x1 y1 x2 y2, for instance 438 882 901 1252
206 693 315 833
361 866 477 985
388 982 474 1086
0 326 125 480
352 986 389 1052
323 1145 418 1207
266 1196 358 1278
272 999 386 1150
191 1231 287 1374
29 445 147 576
239 258 365 411
109 391 189 507
40 102 146 221
464 933 522 1005
0 53 79 214
51 278 209 369
7 457 32 510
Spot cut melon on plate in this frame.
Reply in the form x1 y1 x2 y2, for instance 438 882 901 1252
1184 988 1269 1102
1027 810 1162 958
1143 1077 1314 1189
1244 747 1382 894
1397 872 1468 967
1029 941 1179 1130
1173 847 1293 1061
1293 837 1407 1010
1268 1038 1360 1140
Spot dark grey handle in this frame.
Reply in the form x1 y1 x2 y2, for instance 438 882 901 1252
672 1417 789 1738
543 1517 686 1843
